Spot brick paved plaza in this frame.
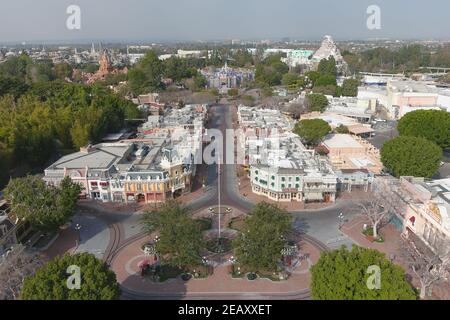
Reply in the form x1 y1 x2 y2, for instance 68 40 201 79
111 232 322 298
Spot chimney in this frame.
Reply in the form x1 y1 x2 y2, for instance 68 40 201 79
80 144 96 153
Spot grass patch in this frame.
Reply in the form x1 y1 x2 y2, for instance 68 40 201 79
228 217 245 232
362 227 385 243
230 264 283 281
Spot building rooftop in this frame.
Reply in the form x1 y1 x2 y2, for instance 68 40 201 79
47 144 131 170
322 134 363 149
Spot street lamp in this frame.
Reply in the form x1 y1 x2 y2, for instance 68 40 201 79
338 212 344 229
75 223 82 247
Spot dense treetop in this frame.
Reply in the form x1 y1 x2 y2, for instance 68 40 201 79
4 175 81 232
397 109 450 150
0 74 139 187
255 54 289 87
140 201 205 269
294 119 332 146
311 246 417 300
232 202 291 272
21 253 120 300
381 136 442 178
305 93 329 112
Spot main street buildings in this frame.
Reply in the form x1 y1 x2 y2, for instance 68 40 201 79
237 106 338 203
44 104 206 204
399 177 450 256
237 104 384 203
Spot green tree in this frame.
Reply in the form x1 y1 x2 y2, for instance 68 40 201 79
128 51 164 94
315 74 337 87
3 175 81 232
21 253 120 300
305 93 329 112
140 201 205 269
232 202 291 272
255 54 289 87
305 71 321 86
341 78 359 97
228 88 239 97
54 63 73 80
397 110 450 150
294 119 331 146
231 49 254 67
335 124 350 134
0 53 32 80
313 85 338 97
311 246 417 300
381 136 442 178
163 57 195 82
0 76 29 98
26 60 55 83
282 73 301 86
193 74 207 90
70 119 90 149
318 57 337 77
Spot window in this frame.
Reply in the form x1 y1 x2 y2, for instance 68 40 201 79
255 170 259 175
281 184 285 188
281 177 286 182
271 176 275 180
296 177 300 181
255 177 259 182
296 184 300 188
271 182 275 187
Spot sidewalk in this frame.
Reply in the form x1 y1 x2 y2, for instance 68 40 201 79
42 227 78 260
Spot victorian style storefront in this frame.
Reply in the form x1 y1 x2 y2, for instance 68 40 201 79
250 166 337 203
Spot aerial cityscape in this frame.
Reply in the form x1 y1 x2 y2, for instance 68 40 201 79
0 0 449 308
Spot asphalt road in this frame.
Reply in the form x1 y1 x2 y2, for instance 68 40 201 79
187 103 357 249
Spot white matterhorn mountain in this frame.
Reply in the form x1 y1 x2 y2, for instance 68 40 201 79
312 35 348 73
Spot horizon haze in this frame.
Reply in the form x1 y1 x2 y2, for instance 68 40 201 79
1 0 450 44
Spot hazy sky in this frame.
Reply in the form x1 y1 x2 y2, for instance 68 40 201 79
1 0 450 43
